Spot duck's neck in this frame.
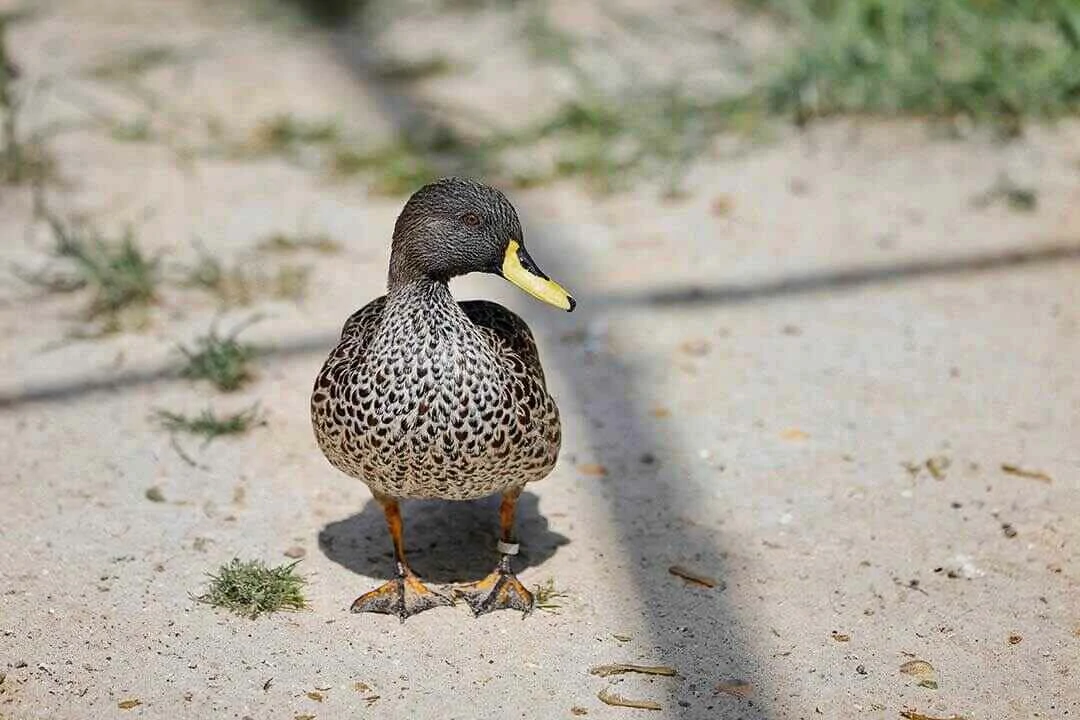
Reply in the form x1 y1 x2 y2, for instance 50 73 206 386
387 275 451 306
384 277 467 332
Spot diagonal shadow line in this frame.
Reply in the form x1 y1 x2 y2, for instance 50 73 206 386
0 333 338 409
300 6 773 716
591 242 1080 309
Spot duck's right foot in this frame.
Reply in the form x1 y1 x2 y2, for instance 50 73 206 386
350 569 453 621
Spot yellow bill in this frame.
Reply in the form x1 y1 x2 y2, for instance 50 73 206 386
500 240 576 312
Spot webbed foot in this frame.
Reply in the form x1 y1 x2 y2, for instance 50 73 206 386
453 556 535 617
351 567 453 621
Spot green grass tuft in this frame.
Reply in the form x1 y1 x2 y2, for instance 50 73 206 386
20 210 159 320
371 55 455 82
109 116 154 143
183 249 310 306
525 82 733 195
331 141 444 195
972 174 1039 212
256 232 341 255
198 558 307 619
248 114 341 156
747 0 1080 129
1 18 55 185
152 405 266 442
179 327 256 392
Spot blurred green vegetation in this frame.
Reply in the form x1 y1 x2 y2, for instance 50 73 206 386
749 0 1080 128
220 0 1080 194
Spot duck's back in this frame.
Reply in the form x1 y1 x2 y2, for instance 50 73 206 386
311 293 561 500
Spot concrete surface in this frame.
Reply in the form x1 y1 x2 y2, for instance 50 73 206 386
1 2 1078 719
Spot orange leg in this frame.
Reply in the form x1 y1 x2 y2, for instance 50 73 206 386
350 493 453 621
453 487 535 617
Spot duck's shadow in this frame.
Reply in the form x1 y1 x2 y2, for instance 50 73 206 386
318 491 568 584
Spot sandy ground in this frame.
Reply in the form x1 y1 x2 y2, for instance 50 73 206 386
1 2 1078 719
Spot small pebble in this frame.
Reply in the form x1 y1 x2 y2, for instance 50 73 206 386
284 546 306 559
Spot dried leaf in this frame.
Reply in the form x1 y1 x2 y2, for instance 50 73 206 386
900 659 938 689
679 339 711 356
714 679 753 698
295 715 316 720
831 631 851 642
1007 634 1022 645
668 565 718 588
578 463 608 477
1000 464 1052 483
307 691 324 702
900 711 966 720
118 699 142 710
590 664 676 678
612 634 632 643
597 688 661 711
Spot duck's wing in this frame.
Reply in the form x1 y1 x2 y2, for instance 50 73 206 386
460 300 546 387
338 295 387 347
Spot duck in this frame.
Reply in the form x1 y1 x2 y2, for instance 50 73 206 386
311 177 575 620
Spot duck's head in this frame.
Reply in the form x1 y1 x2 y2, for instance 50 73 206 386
388 177 575 312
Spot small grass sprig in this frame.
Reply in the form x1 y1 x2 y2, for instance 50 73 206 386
179 326 256 392
198 558 307 619
18 209 159 321
183 249 311 306
256 232 341 255
533 577 570 613
152 405 266 443
243 114 341 159
1 16 54 185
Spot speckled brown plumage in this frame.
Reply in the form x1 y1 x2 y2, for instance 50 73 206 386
311 282 561 501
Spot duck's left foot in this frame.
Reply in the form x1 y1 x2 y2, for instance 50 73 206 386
453 556 535 617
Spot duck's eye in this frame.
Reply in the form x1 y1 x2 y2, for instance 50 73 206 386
462 212 481 227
